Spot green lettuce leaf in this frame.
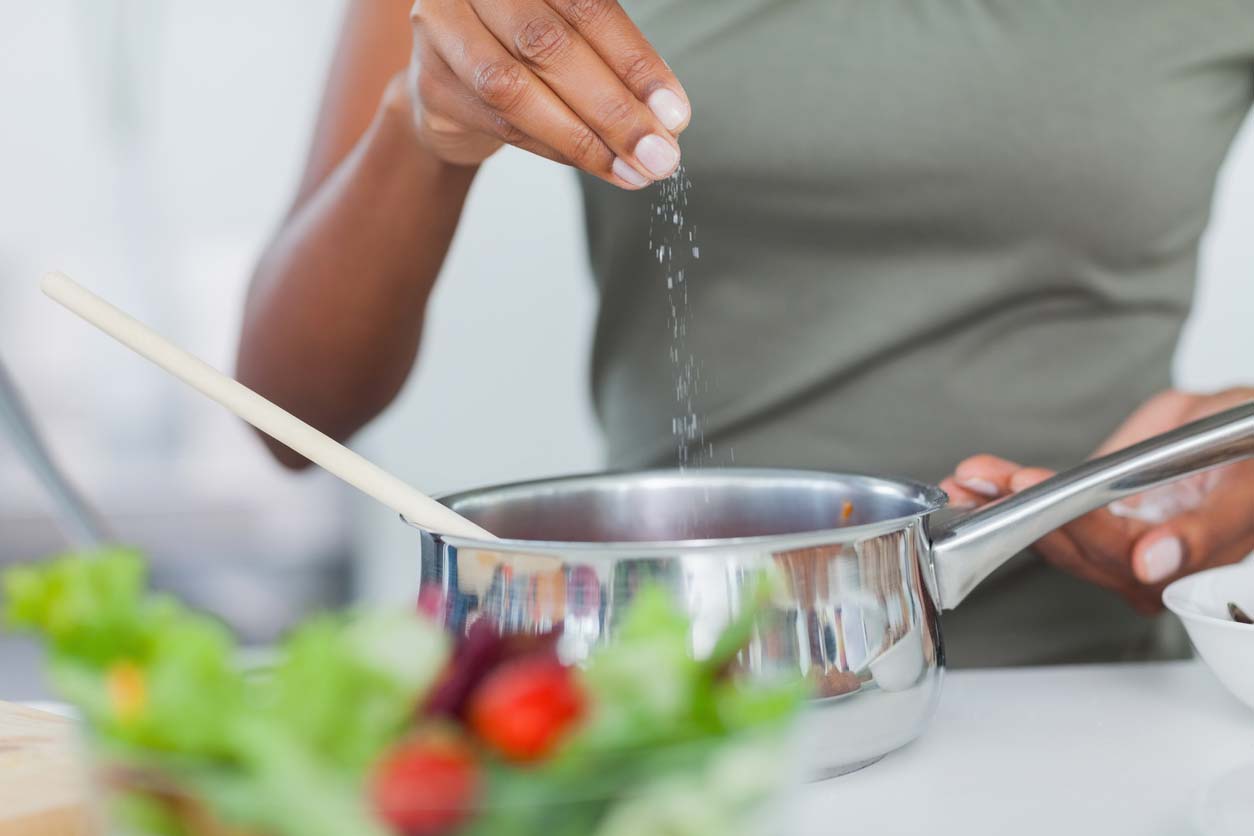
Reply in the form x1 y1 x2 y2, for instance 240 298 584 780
263 609 448 773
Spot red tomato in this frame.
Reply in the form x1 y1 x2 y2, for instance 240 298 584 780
371 733 480 836
468 656 585 763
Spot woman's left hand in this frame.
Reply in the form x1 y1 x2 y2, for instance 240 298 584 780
940 388 1254 614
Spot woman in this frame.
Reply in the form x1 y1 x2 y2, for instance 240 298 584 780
237 0 1254 666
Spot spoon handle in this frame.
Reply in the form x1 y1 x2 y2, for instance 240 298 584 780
41 272 495 542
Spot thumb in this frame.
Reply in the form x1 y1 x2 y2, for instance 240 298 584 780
1130 500 1251 585
1130 528 1187 586
1129 461 1254 585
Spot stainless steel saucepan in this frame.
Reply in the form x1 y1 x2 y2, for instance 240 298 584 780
414 402 1254 777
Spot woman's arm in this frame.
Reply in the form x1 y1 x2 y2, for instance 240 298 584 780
238 0 690 468
237 0 472 468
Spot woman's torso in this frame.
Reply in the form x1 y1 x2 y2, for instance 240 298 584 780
578 0 1254 666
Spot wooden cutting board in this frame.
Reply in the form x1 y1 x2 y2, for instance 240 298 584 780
0 702 95 836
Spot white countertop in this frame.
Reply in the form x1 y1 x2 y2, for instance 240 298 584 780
800 661 1254 836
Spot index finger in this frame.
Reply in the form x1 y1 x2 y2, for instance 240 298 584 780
546 0 691 132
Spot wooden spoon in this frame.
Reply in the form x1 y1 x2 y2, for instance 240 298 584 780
41 272 495 542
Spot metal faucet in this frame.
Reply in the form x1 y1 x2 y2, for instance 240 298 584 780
0 356 111 549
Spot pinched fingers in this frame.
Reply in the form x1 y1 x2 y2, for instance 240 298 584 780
548 0 691 131
411 0 682 188
414 44 575 166
473 0 682 181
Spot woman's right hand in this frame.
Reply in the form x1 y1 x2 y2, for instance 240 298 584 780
404 0 691 189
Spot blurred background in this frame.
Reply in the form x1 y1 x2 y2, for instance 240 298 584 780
1 1 1252 696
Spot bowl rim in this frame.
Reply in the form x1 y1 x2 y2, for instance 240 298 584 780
1163 563 1254 634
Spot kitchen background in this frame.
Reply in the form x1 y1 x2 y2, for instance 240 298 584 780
1 1 1252 697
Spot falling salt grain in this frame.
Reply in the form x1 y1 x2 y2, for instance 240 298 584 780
650 164 714 471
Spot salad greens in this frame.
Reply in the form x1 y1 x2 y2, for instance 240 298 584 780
574 584 803 754
3 551 805 836
266 609 448 772
4 549 244 757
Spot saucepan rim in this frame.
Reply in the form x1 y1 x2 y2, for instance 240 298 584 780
404 467 950 553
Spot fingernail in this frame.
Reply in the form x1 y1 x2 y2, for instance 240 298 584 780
648 89 689 132
635 134 679 178
958 477 1001 497
1141 537 1183 584
612 157 651 188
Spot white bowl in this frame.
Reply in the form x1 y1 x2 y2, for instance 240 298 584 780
1163 562 1254 711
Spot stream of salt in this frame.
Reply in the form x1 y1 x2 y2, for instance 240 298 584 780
648 165 714 470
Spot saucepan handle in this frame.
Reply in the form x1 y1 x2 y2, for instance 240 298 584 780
930 401 1254 609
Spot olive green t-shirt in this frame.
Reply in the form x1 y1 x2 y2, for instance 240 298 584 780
579 1 1254 667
